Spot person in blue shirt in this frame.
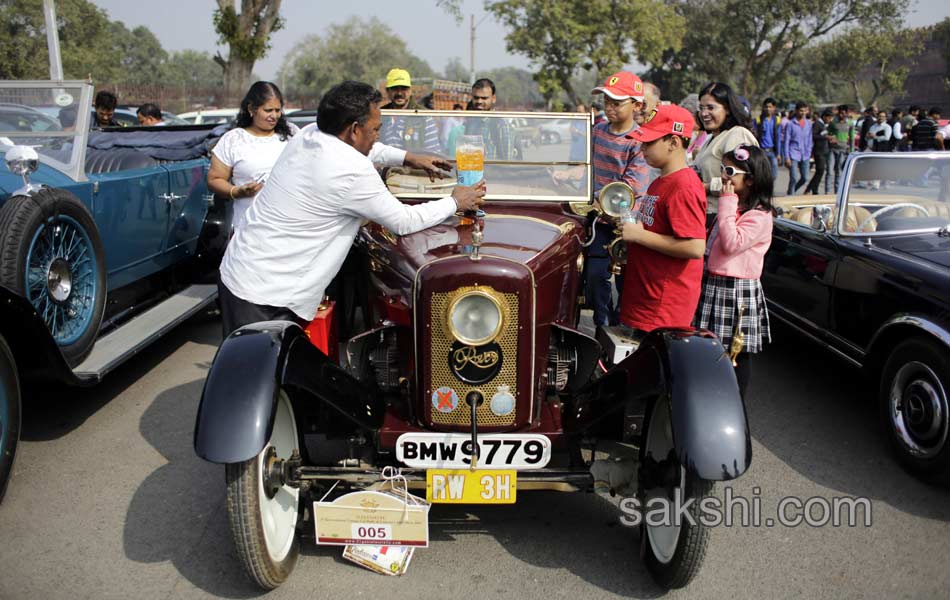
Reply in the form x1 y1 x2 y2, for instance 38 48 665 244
755 98 781 178
782 102 813 196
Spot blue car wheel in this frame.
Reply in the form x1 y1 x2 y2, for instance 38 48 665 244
0 189 106 367
0 334 20 503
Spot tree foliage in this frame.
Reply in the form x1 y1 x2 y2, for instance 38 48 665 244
487 0 683 104
213 0 283 102
806 25 923 109
278 17 434 100
647 0 909 103
160 51 225 88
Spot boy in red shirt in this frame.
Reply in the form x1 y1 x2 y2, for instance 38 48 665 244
620 104 707 331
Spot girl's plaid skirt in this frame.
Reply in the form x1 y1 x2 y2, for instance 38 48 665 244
695 272 771 354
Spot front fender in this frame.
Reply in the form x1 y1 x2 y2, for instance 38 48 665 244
569 328 750 481
194 319 386 464
193 320 299 464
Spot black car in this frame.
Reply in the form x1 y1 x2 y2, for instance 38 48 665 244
763 152 950 483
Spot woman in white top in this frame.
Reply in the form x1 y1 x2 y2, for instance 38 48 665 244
692 82 759 220
207 81 299 232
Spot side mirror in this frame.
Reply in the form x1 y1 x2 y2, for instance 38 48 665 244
810 205 833 232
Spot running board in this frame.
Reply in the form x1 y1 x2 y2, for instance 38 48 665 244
73 284 218 381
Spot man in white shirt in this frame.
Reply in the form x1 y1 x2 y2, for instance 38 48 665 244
218 80 485 336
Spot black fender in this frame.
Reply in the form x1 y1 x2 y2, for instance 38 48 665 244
194 320 385 464
0 284 81 385
567 328 750 481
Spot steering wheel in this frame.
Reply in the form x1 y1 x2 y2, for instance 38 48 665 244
858 202 930 232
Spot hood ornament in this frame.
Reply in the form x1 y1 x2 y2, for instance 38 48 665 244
470 219 483 261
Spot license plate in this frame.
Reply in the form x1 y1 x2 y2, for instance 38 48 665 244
426 469 517 504
396 433 551 469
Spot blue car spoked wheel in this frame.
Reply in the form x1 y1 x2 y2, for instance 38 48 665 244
25 214 99 347
0 334 21 503
0 189 106 367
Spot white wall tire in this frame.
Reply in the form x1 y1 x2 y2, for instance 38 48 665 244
638 396 713 589
225 391 300 589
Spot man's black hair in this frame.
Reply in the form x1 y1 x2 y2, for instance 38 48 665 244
929 106 942 117
317 80 383 135
837 104 849 111
795 101 809 110
697 81 752 130
94 90 117 110
909 105 921 113
136 103 162 120
591 101 603 111
236 81 294 140
762 97 777 107
821 108 834 118
472 78 496 95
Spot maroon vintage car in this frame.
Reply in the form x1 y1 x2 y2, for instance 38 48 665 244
194 111 750 590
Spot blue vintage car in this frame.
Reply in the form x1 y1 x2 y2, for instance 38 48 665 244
0 81 230 500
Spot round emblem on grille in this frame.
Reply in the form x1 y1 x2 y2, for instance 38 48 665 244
490 386 515 416
448 340 503 384
431 386 459 413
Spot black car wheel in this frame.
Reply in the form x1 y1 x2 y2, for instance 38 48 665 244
0 189 106 367
0 334 20 503
639 396 712 589
880 337 950 484
226 391 301 589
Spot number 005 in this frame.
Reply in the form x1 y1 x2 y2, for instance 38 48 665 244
351 524 392 540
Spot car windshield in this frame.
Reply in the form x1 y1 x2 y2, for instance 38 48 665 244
844 154 950 235
0 81 92 181
380 110 591 202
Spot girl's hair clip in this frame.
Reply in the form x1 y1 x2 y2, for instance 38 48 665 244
733 146 750 161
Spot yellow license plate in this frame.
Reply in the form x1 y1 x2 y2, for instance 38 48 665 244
426 469 517 504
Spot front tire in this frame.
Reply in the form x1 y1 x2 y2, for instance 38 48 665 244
0 334 21 503
639 396 713 589
880 337 950 484
0 189 106 367
226 391 301 589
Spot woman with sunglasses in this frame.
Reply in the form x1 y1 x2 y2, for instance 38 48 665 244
692 82 758 225
695 145 775 400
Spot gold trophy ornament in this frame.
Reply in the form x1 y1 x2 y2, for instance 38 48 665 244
729 307 745 367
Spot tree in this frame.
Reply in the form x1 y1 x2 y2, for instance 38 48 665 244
110 22 168 86
487 0 683 105
479 66 544 108
807 26 923 109
442 57 471 83
934 18 950 91
0 0 123 81
213 0 283 103
278 17 433 100
161 50 225 88
647 0 909 103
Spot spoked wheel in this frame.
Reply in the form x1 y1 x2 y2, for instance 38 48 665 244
0 189 106 367
639 396 714 589
226 391 301 589
880 338 950 484
0 334 21 503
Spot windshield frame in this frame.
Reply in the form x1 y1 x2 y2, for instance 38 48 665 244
0 80 93 182
380 109 592 203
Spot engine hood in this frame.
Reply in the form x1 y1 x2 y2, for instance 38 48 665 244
361 205 584 281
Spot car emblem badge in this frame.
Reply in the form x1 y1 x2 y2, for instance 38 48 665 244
449 340 504 384
432 387 459 413
490 386 516 416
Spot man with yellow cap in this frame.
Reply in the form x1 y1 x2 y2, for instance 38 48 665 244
379 68 441 153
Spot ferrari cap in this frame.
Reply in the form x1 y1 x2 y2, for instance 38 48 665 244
386 68 412 88
592 71 645 101
629 104 695 143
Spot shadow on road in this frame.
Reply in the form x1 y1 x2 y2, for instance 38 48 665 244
750 321 950 520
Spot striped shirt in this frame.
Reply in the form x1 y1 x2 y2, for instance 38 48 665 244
591 121 648 200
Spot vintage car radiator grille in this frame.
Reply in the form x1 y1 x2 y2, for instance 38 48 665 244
429 288 520 426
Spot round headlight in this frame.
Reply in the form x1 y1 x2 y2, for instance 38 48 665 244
448 291 502 346
5 145 39 177
598 181 633 218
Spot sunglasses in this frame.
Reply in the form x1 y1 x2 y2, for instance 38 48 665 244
720 165 748 177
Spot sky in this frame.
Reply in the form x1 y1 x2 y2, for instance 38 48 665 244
90 0 950 81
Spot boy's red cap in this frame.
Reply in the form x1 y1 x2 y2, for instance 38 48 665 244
591 71 645 101
629 104 695 142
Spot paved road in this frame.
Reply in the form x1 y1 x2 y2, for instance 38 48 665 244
1 310 948 600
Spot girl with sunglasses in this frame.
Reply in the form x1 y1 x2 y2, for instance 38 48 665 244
694 145 775 400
